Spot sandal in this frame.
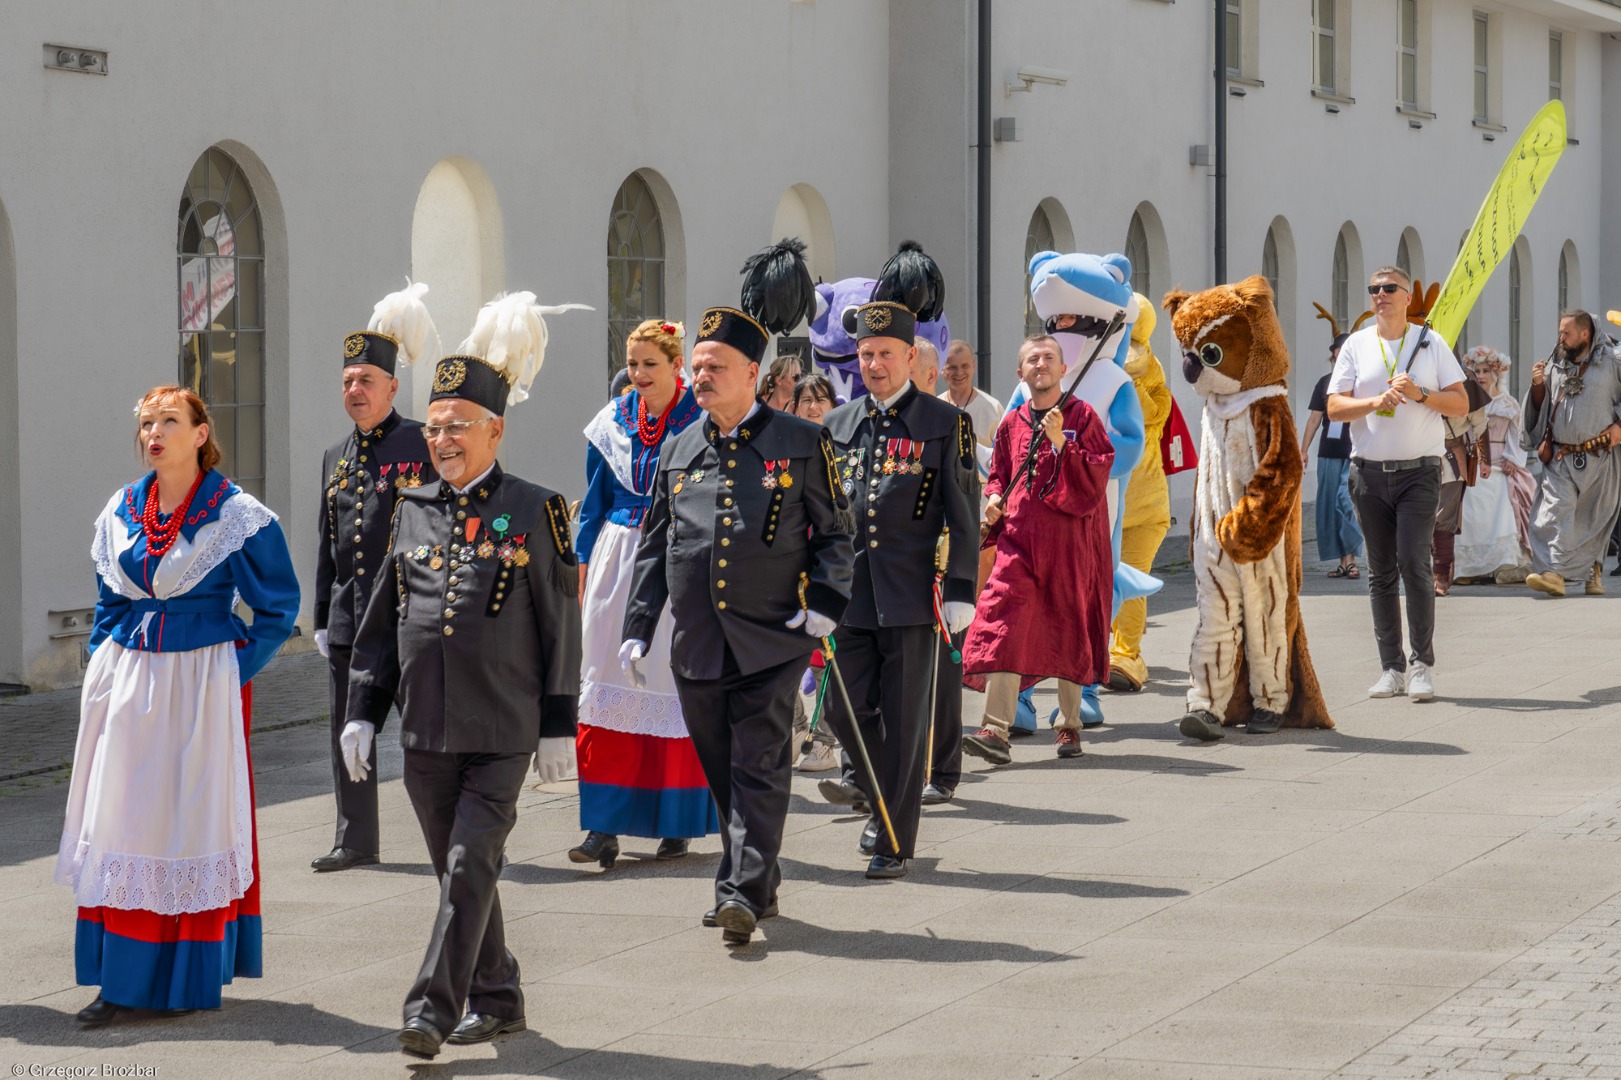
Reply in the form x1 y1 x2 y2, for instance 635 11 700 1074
1326 564 1361 579
1345 565 1359 579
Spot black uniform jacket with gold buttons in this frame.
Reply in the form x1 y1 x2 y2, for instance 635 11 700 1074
624 406 855 682
346 464 582 754
314 411 435 647
823 386 981 629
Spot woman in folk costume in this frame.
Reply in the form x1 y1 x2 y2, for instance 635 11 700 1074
1455 346 1534 584
58 387 299 1025
570 319 717 869
1107 293 1173 693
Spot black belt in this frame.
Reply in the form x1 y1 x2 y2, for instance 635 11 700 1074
1352 456 1440 472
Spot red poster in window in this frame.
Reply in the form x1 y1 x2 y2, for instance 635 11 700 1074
1160 397 1199 476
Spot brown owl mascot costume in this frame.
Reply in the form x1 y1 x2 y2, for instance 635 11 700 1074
1163 277 1332 740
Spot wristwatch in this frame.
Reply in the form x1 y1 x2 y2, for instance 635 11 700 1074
1416 386 1430 403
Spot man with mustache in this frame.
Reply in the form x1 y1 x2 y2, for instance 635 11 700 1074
1522 309 1621 598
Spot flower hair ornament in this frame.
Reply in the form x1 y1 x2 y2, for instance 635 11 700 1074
660 321 685 340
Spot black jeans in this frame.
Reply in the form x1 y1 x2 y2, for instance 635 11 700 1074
1349 460 1440 671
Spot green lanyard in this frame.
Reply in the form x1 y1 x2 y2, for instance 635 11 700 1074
1377 327 1411 382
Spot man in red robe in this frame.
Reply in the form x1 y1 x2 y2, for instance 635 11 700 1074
962 335 1115 764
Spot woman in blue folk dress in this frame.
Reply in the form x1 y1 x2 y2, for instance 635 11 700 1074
56 386 298 1024
569 320 718 869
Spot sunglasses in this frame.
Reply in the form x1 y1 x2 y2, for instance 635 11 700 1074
1367 283 1407 296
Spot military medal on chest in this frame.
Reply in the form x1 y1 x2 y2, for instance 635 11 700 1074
762 459 794 490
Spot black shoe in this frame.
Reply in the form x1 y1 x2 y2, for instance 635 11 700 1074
817 777 869 811
920 783 954 806
703 900 777 927
568 831 620 869
865 855 907 879
310 847 379 873
1179 710 1226 742
859 817 880 856
1246 709 1283 735
713 899 756 944
397 1017 445 1059
655 838 689 860
447 1012 527 1045
76 996 124 1026
1611 562 1621 577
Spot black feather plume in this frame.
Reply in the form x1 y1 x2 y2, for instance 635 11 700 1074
872 240 945 322
740 238 815 335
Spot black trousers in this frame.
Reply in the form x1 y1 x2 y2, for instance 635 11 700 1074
839 627 964 797
674 650 802 915
1349 461 1440 671
401 749 529 1036
326 645 379 855
822 624 934 859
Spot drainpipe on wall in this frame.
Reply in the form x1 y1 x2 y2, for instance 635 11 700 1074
1213 0 1228 283
976 0 992 391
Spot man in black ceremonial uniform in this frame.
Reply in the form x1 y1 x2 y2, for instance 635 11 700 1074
821 283 980 879
623 239 853 945
311 285 438 873
347 293 585 1058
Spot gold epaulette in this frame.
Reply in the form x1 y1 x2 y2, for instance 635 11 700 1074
957 412 975 467
545 494 575 560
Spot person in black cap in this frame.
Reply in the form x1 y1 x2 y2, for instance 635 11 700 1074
346 291 587 1058
622 239 854 945
311 282 439 873
819 242 979 879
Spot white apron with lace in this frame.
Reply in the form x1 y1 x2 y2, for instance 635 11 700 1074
578 520 689 738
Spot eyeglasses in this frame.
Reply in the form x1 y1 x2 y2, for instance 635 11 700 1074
423 418 494 440
1367 283 1406 296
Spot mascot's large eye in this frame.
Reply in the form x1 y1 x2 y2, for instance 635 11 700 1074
1199 342 1224 367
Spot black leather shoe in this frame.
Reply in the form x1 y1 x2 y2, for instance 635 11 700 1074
865 855 907 879
397 1017 445 1058
920 783 954 805
703 900 777 927
655 837 689 860
1246 709 1283 735
817 777 869 812
447 1011 527 1044
310 847 379 873
1179 710 1226 742
76 996 124 1025
712 899 757 944
859 816 880 856
568 831 620 869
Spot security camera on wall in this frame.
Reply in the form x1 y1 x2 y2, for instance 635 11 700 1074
1007 66 1071 95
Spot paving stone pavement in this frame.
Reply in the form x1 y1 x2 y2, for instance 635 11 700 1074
5 564 1621 1079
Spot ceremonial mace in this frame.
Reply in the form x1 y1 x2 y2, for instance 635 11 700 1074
924 528 961 786
798 574 900 854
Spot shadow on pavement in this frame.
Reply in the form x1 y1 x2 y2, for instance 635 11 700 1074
1442 686 1621 713
0 999 394 1052
749 919 1082 964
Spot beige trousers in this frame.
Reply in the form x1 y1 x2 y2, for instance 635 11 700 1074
981 672 1082 736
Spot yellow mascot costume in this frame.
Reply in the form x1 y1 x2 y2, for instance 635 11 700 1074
1107 293 1173 692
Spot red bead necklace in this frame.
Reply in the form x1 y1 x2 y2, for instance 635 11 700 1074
141 470 206 559
636 378 685 447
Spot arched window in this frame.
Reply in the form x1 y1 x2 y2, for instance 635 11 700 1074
178 147 265 498
1124 211 1150 299
1558 244 1571 312
1508 246 1523 395
1023 205 1057 337
1331 231 1350 328
607 172 665 383
1396 233 1411 276
1262 228 1280 309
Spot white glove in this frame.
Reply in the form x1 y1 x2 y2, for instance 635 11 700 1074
339 720 374 783
619 639 648 689
943 601 975 636
314 629 330 658
786 609 837 639
534 736 577 784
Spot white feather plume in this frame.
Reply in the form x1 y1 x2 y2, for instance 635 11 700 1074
368 279 441 369
456 292 592 406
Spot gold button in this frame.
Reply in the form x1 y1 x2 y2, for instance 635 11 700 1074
361 440 369 447
491 602 500 611
359 455 368 462
459 496 469 506
355 550 365 558
724 498 734 507
356 567 366 576
729 441 738 450
456 510 467 520
719 559 728 568
723 517 732 526
500 570 509 579
444 608 455 618
870 540 879 548
443 625 454 636
446 592 457 602
721 538 730 547
726 479 735 488
718 601 727 610
717 580 727 589
448 576 459 586
868 509 876 518
728 460 737 468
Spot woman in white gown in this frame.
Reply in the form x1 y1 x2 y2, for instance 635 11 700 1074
1456 347 1534 584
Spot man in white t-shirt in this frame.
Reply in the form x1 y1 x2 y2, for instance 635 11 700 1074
939 339 1003 448
1327 266 1469 702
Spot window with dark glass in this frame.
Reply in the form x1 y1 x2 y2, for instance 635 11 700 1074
606 173 665 386
1023 206 1056 338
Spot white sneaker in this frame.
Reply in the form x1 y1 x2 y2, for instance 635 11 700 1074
1368 669 1406 698
795 741 840 772
1406 662 1434 702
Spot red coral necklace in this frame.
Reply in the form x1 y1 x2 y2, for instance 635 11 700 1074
637 378 684 447
141 470 206 559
